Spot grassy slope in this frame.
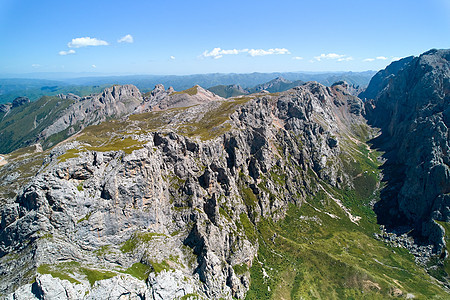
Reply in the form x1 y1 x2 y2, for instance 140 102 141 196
207 85 247 98
57 96 253 162
0 96 75 153
245 136 449 299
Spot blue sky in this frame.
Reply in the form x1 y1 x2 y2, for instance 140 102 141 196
0 0 449 75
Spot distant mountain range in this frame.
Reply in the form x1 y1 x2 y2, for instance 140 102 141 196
0 71 375 104
208 77 307 97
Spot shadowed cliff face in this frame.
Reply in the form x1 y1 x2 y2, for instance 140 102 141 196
365 49 450 249
358 56 414 101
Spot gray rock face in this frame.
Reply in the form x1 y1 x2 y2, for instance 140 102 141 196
331 80 364 97
57 93 81 101
365 49 450 251
137 84 223 113
7 273 150 300
0 104 11 114
87 275 149 300
1 82 366 298
41 85 143 141
148 270 195 300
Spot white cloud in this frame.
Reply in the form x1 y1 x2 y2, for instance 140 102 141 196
314 53 345 61
118 34 133 43
59 49 76 56
202 47 290 59
31 64 41 68
92 64 97 68
363 56 389 62
391 56 404 61
247 48 290 56
170 56 176 60
292 56 303 60
314 53 354 62
338 56 353 62
68 37 109 48
202 48 247 59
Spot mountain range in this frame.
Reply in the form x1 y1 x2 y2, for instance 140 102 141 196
0 71 375 104
0 49 448 299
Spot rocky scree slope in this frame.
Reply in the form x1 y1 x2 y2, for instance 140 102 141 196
365 49 450 258
0 82 381 298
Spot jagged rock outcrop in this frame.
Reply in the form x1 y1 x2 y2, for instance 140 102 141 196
139 85 223 112
247 76 304 94
365 49 450 251
332 80 364 97
12 97 30 108
40 85 143 140
57 93 81 101
0 82 367 298
0 104 11 114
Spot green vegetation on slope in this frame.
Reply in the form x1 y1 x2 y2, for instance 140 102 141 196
0 96 75 154
124 262 153 281
37 261 116 286
245 192 447 299
178 96 252 140
207 85 247 98
170 86 199 96
120 232 166 253
244 136 448 299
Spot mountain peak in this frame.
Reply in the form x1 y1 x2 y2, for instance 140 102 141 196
12 96 30 108
271 76 290 83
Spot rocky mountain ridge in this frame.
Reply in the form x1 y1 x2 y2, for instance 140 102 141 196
209 77 364 99
207 76 306 98
140 85 223 112
0 84 226 154
0 81 386 299
0 49 449 299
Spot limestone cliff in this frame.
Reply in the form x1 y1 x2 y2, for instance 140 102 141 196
0 82 370 298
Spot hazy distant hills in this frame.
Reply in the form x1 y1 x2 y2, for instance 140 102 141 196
0 71 375 103
0 78 110 104
208 76 307 97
